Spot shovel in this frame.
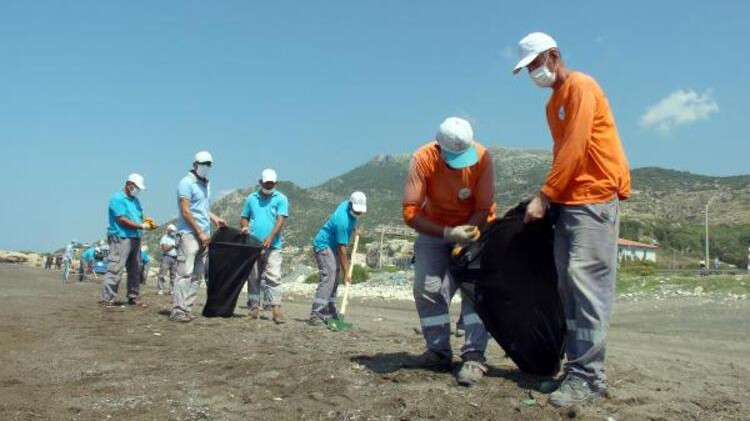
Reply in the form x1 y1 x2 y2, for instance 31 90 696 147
327 233 360 331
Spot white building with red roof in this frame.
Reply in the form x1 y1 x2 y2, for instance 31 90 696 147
617 238 659 263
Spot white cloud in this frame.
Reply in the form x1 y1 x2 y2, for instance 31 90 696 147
639 89 719 135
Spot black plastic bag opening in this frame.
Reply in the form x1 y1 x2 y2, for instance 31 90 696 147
451 202 566 376
202 227 263 318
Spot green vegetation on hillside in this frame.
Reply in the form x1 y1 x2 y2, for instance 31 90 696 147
142 148 750 269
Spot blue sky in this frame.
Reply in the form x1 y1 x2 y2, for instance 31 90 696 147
2 1 748 251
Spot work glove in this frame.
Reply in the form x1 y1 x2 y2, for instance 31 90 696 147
443 225 480 243
143 216 158 230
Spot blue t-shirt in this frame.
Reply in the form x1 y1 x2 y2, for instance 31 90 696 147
108 191 144 238
81 247 96 262
176 172 211 235
141 250 151 264
159 234 178 257
241 190 289 249
64 243 75 260
313 200 357 252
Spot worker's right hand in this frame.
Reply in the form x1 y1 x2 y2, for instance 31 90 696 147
198 231 211 247
443 225 480 243
240 226 249 235
344 274 352 286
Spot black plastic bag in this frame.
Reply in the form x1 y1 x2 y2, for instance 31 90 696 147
202 227 263 318
451 202 565 375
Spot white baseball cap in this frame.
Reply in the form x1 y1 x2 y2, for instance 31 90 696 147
127 173 146 190
166 224 177 232
349 191 367 214
436 117 478 169
194 150 213 163
512 32 558 75
261 168 278 183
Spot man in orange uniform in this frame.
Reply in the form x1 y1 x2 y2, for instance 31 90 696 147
513 32 631 406
403 117 496 386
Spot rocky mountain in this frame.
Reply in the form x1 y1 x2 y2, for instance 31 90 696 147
143 146 750 265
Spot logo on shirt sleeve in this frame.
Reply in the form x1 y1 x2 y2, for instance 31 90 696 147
457 188 472 200
558 105 566 121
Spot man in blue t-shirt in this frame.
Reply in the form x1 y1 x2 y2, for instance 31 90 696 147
308 191 367 325
240 169 289 324
140 245 151 286
157 224 178 295
170 151 226 322
100 173 158 307
63 240 77 283
79 244 97 282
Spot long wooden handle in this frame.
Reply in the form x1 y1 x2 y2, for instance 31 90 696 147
339 233 360 316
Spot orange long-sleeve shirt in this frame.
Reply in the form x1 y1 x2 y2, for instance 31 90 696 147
542 72 631 204
402 141 496 227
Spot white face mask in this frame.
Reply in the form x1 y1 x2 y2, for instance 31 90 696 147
195 164 211 179
128 185 141 198
349 209 359 219
261 187 275 195
529 54 556 87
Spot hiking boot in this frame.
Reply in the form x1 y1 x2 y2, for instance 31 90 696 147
307 316 326 327
169 312 192 323
99 300 115 308
248 307 261 319
128 298 148 308
539 378 563 393
272 307 287 325
402 350 453 371
549 375 603 407
456 360 487 386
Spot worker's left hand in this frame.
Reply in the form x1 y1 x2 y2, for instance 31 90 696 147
213 217 226 228
523 193 548 223
262 237 272 249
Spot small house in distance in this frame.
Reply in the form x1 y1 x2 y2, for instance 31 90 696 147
617 238 658 263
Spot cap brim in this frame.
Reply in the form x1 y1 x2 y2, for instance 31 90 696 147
261 178 277 183
512 52 539 74
133 182 146 190
442 145 479 169
352 203 367 213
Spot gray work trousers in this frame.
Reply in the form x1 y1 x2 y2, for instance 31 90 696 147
309 248 340 321
157 255 178 292
413 234 488 361
247 248 283 308
140 262 150 285
553 199 620 391
100 236 142 302
171 233 207 317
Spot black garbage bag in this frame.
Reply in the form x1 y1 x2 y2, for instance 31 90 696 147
202 227 263 318
451 202 565 375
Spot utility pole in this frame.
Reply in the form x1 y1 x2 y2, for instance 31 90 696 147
705 201 709 269
378 226 385 270
705 196 717 271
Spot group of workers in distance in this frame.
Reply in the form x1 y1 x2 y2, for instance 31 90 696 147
93 31 630 408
